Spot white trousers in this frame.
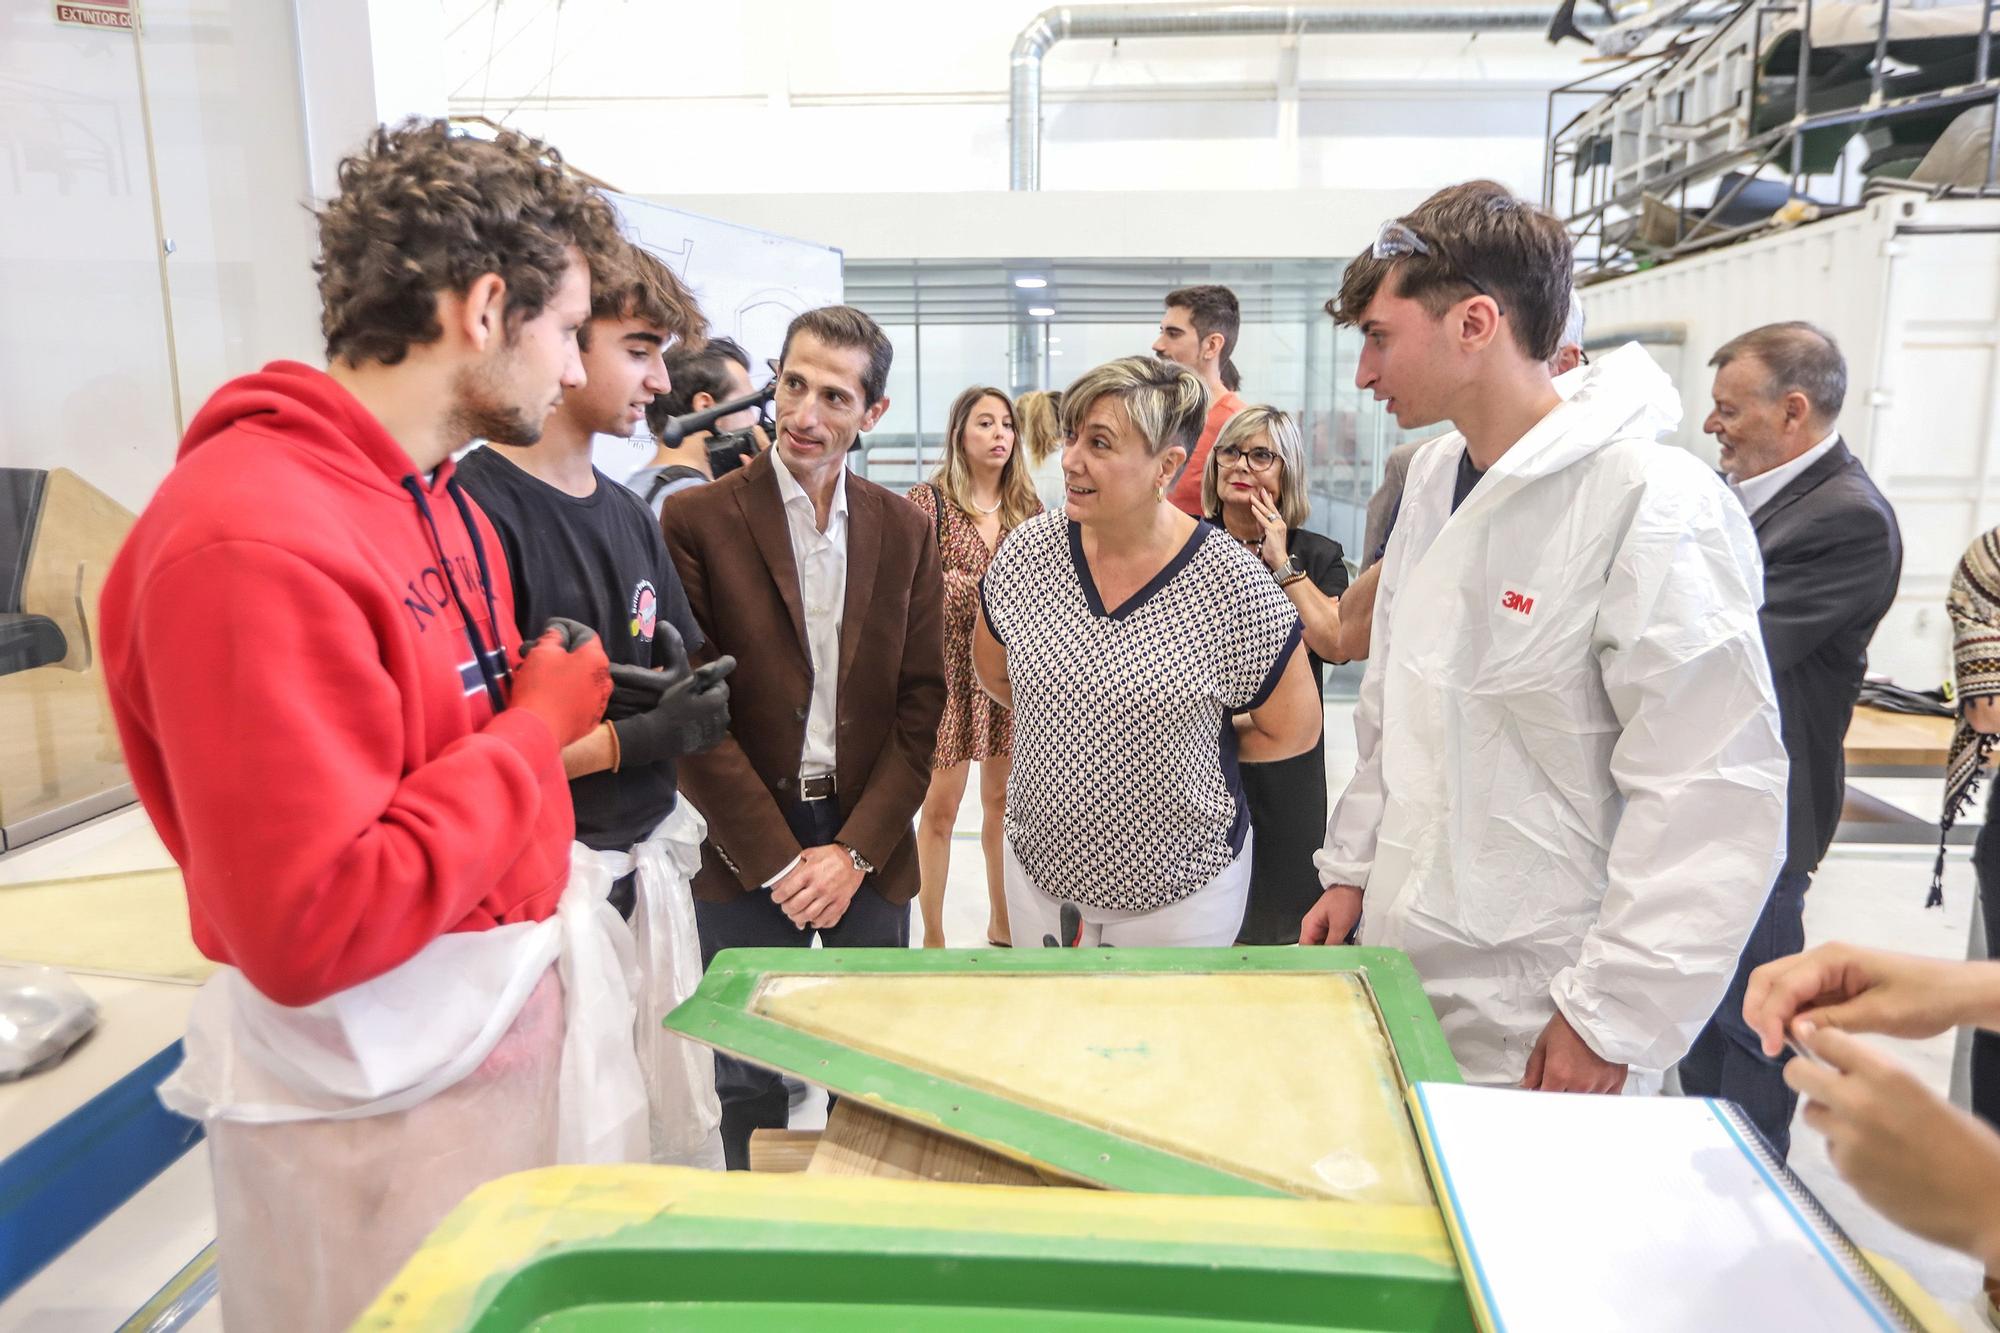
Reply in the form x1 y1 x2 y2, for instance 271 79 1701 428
1002 835 1252 947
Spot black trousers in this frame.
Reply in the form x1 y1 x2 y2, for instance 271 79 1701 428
1236 744 1329 945
692 794 910 1170
1972 799 2000 1129
1681 868 1809 1159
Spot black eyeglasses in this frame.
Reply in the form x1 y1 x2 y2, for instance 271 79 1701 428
1215 444 1280 472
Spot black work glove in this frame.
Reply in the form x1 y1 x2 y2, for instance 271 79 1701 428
606 624 694 721
607 663 670 721
518 616 599 663
612 655 736 766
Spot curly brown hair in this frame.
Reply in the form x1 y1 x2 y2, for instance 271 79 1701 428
315 118 621 366
1329 180 1573 363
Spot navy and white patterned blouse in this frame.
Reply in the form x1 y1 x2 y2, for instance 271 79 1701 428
980 512 1303 912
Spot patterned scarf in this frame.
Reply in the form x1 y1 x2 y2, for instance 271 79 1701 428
1936 528 2000 906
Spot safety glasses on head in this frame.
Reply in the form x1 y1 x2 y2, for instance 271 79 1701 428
1370 218 1503 314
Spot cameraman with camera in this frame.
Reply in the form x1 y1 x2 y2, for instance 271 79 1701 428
631 335 770 513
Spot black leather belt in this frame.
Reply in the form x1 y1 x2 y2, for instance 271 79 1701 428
799 773 837 801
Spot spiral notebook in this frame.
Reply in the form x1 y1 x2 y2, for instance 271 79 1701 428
1407 1082 1925 1333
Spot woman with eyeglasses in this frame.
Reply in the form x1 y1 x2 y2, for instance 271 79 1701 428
1203 406 1350 944
974 357 1321 947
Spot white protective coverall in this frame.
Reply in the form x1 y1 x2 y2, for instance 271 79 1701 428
1316 343 1788 1089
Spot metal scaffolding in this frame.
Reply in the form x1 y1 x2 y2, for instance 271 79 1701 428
1546 0 2000 277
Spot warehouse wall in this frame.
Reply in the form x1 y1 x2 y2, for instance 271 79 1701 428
0 0 445 511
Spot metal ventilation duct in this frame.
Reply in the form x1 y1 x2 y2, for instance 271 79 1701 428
1009 4 1602 189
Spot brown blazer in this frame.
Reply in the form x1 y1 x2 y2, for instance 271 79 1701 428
659 448 945 904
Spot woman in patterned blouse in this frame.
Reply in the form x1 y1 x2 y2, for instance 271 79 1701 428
973 357 1321 947
910 387 1043 947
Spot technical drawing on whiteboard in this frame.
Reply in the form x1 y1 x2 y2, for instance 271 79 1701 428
590 195 844 484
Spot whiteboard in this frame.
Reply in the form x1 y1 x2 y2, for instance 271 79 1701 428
591 194 844 482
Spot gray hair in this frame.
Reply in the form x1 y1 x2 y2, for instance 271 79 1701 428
1060 356 1209 457
1559 294 1585 356
1709 321 1847 423
1202 406 1311 529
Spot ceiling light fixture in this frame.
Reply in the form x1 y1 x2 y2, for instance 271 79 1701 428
1014 276 1048 289
1028 306 1055 318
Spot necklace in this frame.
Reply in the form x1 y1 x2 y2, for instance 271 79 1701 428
967 495 1001 516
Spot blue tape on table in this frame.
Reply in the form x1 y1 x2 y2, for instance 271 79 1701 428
0 1041 203 1303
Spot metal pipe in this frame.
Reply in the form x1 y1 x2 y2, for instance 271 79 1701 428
1868 0 1892 108
1986 91 2000 194
1978 0 1995 84
1009 4 1603 189
1985 1 2000 193
1789 0 1813 185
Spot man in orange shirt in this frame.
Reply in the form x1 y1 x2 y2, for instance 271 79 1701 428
1152 283 1244 515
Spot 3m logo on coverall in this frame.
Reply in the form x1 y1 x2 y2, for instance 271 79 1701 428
1499 589 1536 618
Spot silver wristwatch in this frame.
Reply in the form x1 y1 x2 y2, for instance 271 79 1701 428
1272 554 1304 585
839 843 876 876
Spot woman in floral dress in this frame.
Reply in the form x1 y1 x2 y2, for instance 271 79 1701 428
909 386 1043 946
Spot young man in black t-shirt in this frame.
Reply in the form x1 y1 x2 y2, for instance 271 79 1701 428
458 239 729 915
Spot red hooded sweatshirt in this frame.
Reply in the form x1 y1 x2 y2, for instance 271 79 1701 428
100 362 574 1007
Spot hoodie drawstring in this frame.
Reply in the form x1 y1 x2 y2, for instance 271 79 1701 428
402 476 510 715
444 476 514 688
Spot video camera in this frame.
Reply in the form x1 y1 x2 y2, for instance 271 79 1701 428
656 380 776 478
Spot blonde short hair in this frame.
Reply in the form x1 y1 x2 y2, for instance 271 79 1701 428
1060 356 1208 457
1201 405 1311 529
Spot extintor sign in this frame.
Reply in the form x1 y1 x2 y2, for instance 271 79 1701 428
55 0 134 30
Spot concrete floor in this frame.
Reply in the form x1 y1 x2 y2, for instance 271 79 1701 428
923 700 1995 1329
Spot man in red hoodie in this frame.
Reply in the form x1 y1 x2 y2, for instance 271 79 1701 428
99 120 621 1331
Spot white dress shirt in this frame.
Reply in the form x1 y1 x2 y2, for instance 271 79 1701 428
1730 428 1839 516
772 455 849 779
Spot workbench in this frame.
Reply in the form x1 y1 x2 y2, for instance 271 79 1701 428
1839 704 1964 845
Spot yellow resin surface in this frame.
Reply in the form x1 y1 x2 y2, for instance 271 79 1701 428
0 868 210 982
753 971 1432 1205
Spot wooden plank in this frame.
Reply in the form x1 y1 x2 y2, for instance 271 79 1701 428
746 1128 821 1174
807 1099 1054 1188
1844 704 1954 769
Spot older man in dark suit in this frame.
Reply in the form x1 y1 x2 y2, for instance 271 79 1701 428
1681 322 1902 1158
660 305 944 1168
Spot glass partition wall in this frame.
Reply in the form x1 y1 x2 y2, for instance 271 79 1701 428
843 257 1425 578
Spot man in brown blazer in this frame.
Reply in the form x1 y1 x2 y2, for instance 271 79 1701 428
660 305 945 1167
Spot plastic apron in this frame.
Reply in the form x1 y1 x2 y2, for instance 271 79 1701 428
586 798 723 1167
160 843 649 1333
